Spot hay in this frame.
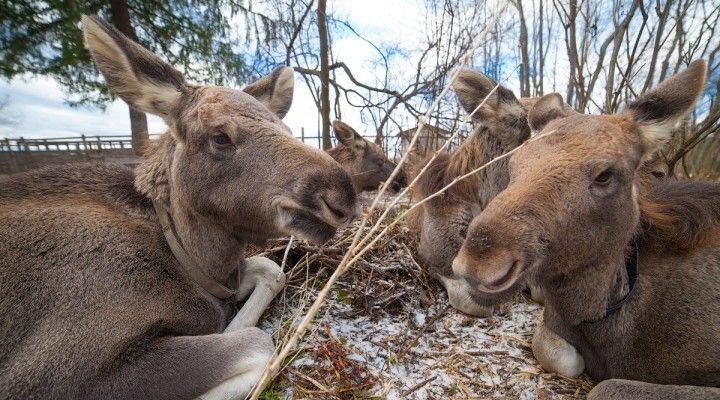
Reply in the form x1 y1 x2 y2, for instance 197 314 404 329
252 193 595 399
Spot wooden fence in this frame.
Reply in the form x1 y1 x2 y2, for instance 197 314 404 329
0 131 413 175
0 135 145 174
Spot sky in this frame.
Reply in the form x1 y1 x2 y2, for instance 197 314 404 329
0 0 426 144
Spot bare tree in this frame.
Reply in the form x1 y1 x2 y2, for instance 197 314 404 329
316 0 332 149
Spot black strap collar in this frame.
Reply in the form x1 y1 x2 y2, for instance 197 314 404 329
584 242 639 323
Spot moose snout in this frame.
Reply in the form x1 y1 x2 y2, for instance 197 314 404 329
389 169 407 193
453 247 524 292
452 219 530 294
318 189 360 226
274 163 359 244
304 166 360 227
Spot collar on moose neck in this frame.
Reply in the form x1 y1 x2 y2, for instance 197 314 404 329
583 241 639 324
152 199 237 300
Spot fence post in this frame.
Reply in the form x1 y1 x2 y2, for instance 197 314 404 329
19 137 33 171
4 138 19 173
301 127 305 144
96 136 104 160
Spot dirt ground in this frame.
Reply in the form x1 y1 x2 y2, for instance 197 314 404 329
253 194 595 399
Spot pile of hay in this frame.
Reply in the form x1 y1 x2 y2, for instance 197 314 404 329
252 194 594 399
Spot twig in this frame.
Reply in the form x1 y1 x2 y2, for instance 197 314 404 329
292 371 330 393
395 304 450 362
401 375 437 397
280 235 295 271
246 4 510 398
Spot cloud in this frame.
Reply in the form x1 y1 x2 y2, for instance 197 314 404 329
0 76 168 139
0 1 423 145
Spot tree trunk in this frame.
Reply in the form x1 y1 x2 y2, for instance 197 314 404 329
109 0 149 155
513 0 531 97
129 108 148 154
317 0 332 150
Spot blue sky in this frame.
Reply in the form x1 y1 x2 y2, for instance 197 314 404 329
0 0 425 142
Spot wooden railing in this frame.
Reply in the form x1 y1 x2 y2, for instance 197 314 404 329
0 130 434 175
0 135 143 174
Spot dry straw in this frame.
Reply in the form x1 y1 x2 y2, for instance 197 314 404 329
247 2 516 398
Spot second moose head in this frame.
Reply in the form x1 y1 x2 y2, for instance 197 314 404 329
327 120 406 193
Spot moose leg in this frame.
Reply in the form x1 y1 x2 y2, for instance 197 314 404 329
529 284 545 304
94 327 274 400
588 379 720 400
225 256 286 332
532 323 585 378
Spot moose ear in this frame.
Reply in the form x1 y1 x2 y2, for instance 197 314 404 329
528 93 576 132
332 120 364 146
82 15 185 118
627 60 707 156
452 68 521 122
243 67 295 119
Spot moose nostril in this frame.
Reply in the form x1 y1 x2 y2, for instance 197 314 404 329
321 196 347 221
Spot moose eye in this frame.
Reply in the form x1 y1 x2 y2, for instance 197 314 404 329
594 169 613 186
212 133 231 146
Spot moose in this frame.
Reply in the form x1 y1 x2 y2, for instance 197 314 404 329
452 60 720 399
0 15 359 399
327 120 406 193
407 69 533 316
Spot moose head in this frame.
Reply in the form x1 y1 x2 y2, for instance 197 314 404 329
328 120 406 193
452 61 707 317
83 15 359 245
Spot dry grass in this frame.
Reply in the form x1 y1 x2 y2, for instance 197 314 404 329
251 193 595 400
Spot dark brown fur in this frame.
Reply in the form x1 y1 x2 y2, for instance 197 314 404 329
453 61 719 398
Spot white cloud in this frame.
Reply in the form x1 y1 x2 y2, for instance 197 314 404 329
0 0 425 146
0 77 167 139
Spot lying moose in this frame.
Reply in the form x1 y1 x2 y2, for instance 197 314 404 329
0 16 358 399
452 60 720 399
327 120 406 193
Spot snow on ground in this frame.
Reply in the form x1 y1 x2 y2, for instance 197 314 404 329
255 195 594 399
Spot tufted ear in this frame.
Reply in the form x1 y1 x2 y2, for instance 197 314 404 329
82 15 185 119
528 93 577 132
626 60 707 158
243 67 295 119
332 120 364 147
452 68 521 122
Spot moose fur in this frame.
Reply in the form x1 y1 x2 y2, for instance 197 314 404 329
0 15 358 399
326 120 406 193
452 60 720 399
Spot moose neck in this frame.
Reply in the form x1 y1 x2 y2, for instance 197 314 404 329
136 133 245 293
168 199 245 286
448 122 530 208
543 243 635 326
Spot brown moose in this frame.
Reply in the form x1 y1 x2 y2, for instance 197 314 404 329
327 120 406 193
453 60 720 399
407 69 532 316
0 16 358 399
